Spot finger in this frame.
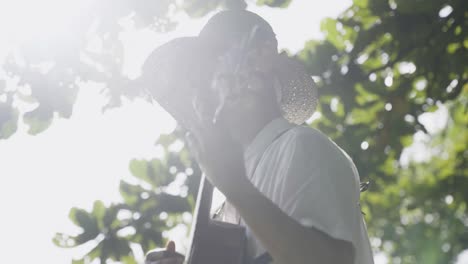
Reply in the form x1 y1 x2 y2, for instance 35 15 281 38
165 241 175 252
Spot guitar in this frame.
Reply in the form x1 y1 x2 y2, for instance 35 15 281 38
145 174 246 264
184 175 246 264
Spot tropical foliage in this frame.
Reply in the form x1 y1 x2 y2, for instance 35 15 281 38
0 0 466 263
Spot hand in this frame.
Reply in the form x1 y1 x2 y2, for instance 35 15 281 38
185 121 249 195
145 241 184 264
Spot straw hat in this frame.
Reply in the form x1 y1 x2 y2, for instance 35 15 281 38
140 10 317 126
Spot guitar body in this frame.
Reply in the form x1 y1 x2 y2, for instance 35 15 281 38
188 220 246 264
186 176 247 264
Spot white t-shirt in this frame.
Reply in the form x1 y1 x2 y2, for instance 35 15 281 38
238 117 374 264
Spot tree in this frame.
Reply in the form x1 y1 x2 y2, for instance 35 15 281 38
0 0 466 263
296 0 467 262
53 131 202 263
0 1 289 139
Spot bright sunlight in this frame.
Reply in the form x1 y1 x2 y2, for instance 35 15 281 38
1 0 466 263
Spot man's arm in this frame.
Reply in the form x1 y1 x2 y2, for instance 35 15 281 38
145 171 353 264
224 174 354 264
186 126 355 264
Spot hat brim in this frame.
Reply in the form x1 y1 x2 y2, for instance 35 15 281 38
138 37 213 130
138 35 317 128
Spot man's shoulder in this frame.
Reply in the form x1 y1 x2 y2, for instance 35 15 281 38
280 124 334 148
275 124 352 165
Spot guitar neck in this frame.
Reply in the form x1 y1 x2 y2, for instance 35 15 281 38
186 174 214 262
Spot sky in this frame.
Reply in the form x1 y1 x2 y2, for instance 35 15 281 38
0 0 467 263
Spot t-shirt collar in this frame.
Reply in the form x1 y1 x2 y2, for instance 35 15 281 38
244 117 294 160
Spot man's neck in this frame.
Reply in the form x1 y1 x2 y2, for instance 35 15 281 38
233 110 282 150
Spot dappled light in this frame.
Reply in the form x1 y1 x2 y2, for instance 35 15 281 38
0 0 467 263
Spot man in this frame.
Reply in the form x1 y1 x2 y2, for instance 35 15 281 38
143 10 374 264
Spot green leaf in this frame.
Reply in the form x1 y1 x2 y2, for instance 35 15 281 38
53 232 77 248
446 43 461 54
256 0 292 8
400 135 413 147
119 180 143 206
0 103 18 140
103 206 120 228
320 18 346 51
129 159 148 180
353 0 368 8
69 208 97 230
122 256 138 264
94 200 106 216
346 101 384 124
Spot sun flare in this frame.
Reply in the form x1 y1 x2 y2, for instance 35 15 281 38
0 0 90 45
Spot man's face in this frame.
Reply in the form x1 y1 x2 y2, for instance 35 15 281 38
191 41 279 131
207 74 275 133
191 73 259 129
